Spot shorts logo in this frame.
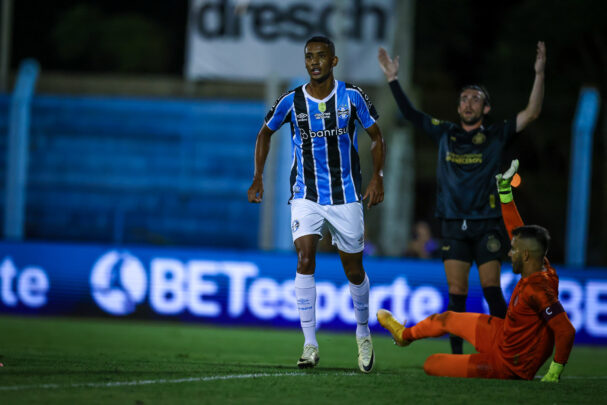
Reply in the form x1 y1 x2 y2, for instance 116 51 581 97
472 132 486 145
296 112 308 122
441 245 451 251
486 235 501 253
292 220 300 233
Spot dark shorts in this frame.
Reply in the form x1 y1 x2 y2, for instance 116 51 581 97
440 218 507 266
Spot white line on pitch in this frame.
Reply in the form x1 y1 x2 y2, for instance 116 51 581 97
0 372 358 391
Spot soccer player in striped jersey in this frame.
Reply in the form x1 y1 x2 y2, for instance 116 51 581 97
377 161 575 381
248 36 386 373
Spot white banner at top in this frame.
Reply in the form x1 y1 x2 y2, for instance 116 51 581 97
185 0 396 83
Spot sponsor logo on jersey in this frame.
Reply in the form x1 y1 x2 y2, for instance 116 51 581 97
446 152 483 164
314 112 331 120
472 132 486 145
299 127 348 140
296 112 308 122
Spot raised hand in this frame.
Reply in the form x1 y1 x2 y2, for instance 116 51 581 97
378 47 400 82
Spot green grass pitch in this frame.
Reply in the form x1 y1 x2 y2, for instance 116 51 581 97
1 315 606 404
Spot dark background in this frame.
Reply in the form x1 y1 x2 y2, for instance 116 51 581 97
7 0 607 265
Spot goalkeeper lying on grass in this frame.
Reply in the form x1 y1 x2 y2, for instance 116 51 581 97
378 160 576 381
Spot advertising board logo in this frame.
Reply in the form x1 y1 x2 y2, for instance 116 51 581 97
193 0 389 42
90 251 147 316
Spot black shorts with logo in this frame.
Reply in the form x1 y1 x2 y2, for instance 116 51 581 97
440 218 507 265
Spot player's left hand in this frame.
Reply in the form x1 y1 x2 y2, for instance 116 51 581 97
363 175 384 208
540 360 564 382
534 41 546 74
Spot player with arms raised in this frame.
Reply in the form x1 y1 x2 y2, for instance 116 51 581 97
248 36 386 373
378 42 547 355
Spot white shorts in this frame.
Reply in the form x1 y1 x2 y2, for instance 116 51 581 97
290 198 364 254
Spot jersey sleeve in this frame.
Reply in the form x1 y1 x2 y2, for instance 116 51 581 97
264 91 293 131
500 200 524 240
348 85 379 129
388 80 446 142
524 277 559 314
548 312 576 365
525 271 576 365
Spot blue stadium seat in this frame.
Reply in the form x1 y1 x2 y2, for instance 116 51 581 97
0 93 263 249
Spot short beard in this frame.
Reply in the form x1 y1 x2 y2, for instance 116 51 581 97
512 258 523 274
460 114 483 126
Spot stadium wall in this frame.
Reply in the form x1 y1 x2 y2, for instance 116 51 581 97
1 240 606 344
0 93 263 249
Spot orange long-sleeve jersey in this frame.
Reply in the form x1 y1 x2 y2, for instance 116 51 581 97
498 200 576 380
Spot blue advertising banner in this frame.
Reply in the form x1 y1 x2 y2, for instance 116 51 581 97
0 241 606 344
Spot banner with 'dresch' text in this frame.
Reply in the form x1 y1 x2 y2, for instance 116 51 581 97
185 0 395 82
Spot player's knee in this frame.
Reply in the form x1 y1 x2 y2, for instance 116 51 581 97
429 311 453 324
297 253 316 274
343 266 365 284
448 284 468 295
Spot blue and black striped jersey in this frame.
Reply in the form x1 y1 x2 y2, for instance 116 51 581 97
265 80 379 205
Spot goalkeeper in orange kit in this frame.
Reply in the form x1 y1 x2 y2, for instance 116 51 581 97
378 160 575 381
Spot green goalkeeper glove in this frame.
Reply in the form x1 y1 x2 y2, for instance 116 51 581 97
540 360 564 382
495 159 519 204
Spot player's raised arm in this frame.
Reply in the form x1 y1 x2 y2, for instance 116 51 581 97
516 41 546 133
496 160 524 239
378 47 399 83
378 48 435 132
362 123 385 208
247 124 274 203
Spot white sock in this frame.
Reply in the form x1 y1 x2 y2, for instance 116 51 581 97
295 273 317 347
349 273 370 338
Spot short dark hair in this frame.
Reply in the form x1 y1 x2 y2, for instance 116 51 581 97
305 36 335 56
459 84 491 107
512 225 551 256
